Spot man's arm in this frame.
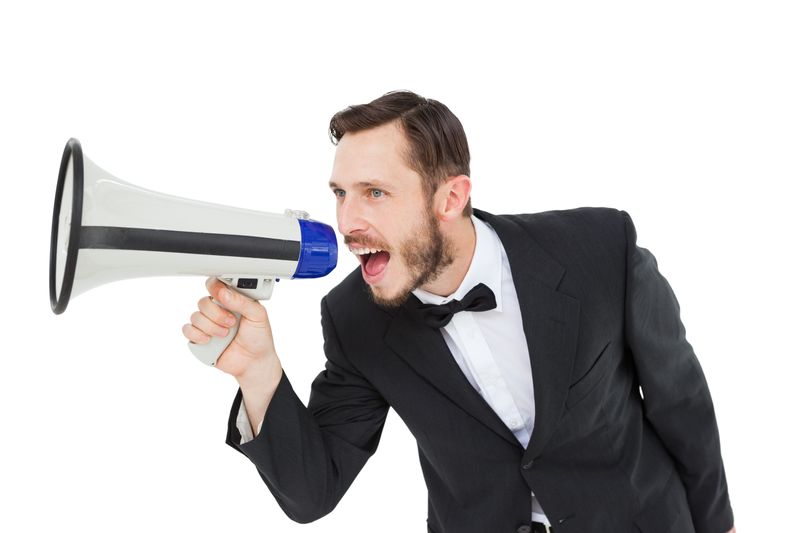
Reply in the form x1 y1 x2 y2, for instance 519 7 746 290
225 296 390 523
622 210 734 533
184 277 286 433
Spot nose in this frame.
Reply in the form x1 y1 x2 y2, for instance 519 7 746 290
337 196 368 237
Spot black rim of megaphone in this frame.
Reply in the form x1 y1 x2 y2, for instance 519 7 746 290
49 138 84 314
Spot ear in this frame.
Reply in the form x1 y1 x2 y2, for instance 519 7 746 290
435 175 471 221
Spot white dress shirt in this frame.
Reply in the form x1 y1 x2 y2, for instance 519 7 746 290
411 216 548 525
236 216 549 524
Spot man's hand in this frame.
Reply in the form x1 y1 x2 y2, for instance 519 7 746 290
182 277 283 434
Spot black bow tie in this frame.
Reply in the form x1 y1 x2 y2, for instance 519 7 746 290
416 283 497 328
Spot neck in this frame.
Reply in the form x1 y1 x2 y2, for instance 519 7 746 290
418 216 476 297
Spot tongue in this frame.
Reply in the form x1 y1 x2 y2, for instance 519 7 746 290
365 251 390 277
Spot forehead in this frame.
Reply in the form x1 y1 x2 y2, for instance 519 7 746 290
330 121 420 189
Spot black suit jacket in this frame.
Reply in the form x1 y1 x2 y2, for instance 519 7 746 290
226 207 734 533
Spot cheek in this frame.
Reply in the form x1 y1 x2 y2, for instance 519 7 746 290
334 205 345 233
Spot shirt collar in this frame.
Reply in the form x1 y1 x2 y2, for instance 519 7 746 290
412 215 504 312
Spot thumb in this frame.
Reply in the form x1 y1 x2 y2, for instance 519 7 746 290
213 285 267 325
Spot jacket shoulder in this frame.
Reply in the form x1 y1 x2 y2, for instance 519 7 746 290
506 206 624 233
493 206 628 251
489 207 631 296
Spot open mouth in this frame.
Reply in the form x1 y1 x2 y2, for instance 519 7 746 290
349 246 391 282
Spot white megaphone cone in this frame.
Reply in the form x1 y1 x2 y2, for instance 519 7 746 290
50 138 338 366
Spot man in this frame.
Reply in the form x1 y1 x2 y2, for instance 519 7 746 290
182 91 735 533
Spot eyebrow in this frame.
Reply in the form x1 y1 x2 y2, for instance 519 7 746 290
329 180 393 190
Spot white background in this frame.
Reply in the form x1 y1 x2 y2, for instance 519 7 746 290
1 1 797 531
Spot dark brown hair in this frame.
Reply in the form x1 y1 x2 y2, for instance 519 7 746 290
329 90 472 216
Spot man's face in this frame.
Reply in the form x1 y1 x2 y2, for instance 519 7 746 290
329 122 454 308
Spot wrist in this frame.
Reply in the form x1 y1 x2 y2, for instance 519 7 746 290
236 353 282 393
235 356 283 438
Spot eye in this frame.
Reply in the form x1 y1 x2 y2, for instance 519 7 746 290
332 189 345 198
369 189 385 198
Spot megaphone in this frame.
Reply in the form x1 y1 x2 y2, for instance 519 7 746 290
49 138 338 366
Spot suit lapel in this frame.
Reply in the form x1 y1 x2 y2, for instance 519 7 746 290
476 211 581 459
383 209 580 454
385 304 521 447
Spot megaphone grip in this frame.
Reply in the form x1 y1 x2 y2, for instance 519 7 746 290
187 298 241 366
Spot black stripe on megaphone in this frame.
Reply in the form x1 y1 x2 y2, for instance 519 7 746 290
79 226 301 261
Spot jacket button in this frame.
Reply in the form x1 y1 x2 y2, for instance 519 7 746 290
516 526 532 533
522 460 534 470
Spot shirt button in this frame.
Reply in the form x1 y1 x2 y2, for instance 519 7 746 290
509 418 521 429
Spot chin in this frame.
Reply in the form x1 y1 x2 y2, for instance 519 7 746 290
367 279 413 309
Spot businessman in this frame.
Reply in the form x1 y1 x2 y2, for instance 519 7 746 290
183 91 735 533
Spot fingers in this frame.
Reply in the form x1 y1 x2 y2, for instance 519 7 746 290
205 276 224 297
182 323 211 344
182 304 230 344
190 309 230 338
181 280 241 344
210 284 267 325
198 295 237 329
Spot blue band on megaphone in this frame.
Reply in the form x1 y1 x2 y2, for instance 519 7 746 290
294 219 338 278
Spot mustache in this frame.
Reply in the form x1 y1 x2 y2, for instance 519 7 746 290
343 235 390 251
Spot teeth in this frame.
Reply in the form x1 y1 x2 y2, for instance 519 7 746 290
349 246 384 255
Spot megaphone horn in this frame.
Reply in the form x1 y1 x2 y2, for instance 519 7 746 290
49 138 338 365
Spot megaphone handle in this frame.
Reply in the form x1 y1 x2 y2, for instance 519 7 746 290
187 298 242 366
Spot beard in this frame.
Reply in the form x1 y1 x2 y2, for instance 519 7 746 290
366 206 456 309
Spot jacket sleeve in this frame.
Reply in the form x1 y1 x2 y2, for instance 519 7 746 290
622 210 734 533
225 295 390 523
